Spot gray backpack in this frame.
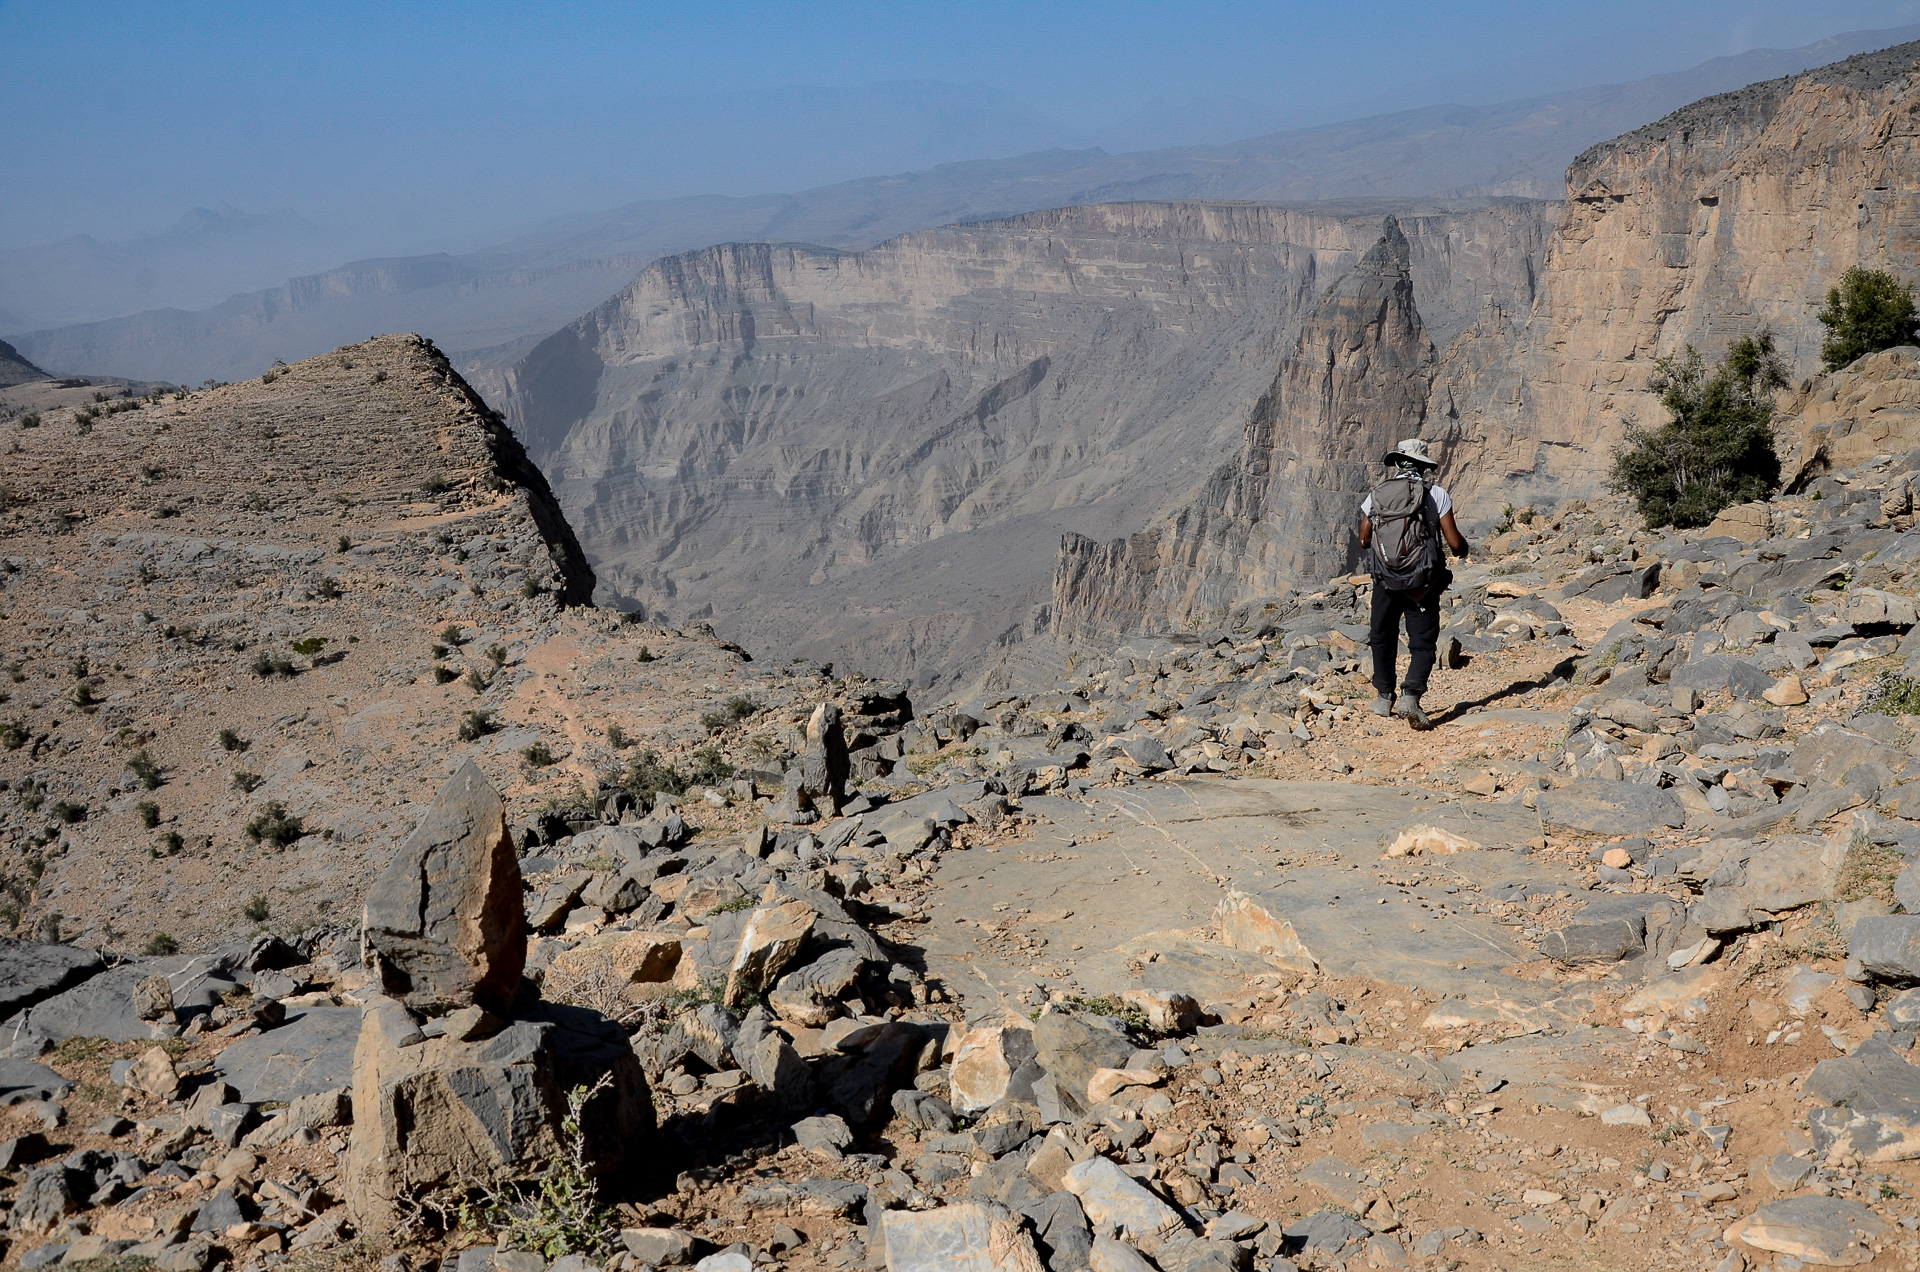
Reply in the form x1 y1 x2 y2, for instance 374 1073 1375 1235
1368 473 1437 593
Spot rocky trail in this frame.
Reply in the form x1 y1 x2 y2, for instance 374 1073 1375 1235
6 348 1920 1272
13 282 1920 1272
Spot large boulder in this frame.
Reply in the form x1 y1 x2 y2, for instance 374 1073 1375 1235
344 996 655 1238
1851 917 1920 983
361 760 525 1017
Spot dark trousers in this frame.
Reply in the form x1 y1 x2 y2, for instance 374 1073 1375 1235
1369 575 1447 697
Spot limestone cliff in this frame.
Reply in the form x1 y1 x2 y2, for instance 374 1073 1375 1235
1056 38 1920 641
1429 39 1920 516
496 200 1547 685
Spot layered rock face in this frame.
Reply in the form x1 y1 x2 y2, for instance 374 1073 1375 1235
1057 40 1920 640
1430 40 1920 516
1053 218 1433 639
495 200 1549 685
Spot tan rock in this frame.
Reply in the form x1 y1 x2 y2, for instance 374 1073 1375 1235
1707 502 1773 543
1461 773 1499 797
1764 675 1810 707
949 1023 1038 1114
343 995 655 1238
679 877 747 919
126 1046 180 1100
881 1201 1045 1272
1381 824 1481 859
609 932 684 983
725 900 816 1006
1601 848 1634 869
1086 1067 1162 1103
133 975 175 1022
1119 989 1200 1034
1212 892 1318 968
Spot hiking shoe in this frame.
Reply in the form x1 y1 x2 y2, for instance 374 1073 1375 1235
1369 694 1394 717
1397 693 1432 730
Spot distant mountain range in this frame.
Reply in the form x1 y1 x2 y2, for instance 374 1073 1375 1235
8 22 1917 386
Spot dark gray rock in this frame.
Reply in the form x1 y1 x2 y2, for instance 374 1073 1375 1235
0 940 105 1019
1852 917 1920 982
1804 1038 1920 1159
0 1132 50 1169
734 1009 813 1112
1535 781 1686 834
1281 1209 1370 1255
361 759 525 1016
1034 1011 1136 1115
1670 655 1774 699
1021 1191 1093 1272
6 1164 78 1233
1538 918 1642 964
0 1060 73 1103
190 1187 251 1232
212 1005 360 1102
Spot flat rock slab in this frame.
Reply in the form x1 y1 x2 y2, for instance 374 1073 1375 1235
1294 1156 1369 1206
919 778 1573 1019
1734 1196 1889 1266
0 1060 74 1103
1535 781 1685 835
213 1007 361 1103
0 941 105 1019
0 952 241 1053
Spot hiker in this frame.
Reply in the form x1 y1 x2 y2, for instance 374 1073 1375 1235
1357 438 1469 730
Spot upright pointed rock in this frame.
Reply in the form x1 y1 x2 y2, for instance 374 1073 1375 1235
361 759 525 1016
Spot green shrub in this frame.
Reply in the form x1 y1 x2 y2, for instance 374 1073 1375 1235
142 933 179 956
523 741 557 767
291 636 327 657
621 750 685 800
421 476 451 495
18 413 38 429
442 624 465 646
128 749 163 789
1608 332 1787 529
521 577 543 599
50 800 86 824
635 645 655 663
466 668 489 694
1 719 25 750
1818 266 1920 372
699 695 759 732
233 771 265 793
1865 670 1920 716
244 895 271 922
161 830 184 855
459 710 494 742
315 577 341 600
218 728 249 752
688 746 734 787
251 650 296 677
434 666 459 684
245 802 304 846
71 681 99 710
487 644 508 668
605 724 629 749
136 800 161 829
452 1076 617 1257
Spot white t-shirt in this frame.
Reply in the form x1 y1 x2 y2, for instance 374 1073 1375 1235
1361 482 1452 520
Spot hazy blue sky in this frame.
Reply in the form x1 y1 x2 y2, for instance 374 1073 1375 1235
3 0 1918 256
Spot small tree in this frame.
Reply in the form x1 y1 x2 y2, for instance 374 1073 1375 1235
1609 331 1788 529
1818 266 1920 372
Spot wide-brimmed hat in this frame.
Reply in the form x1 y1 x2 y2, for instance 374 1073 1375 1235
1383 438 1438 468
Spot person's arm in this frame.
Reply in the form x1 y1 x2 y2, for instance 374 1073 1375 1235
1440 510 1468 557
1358 514 1373 548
